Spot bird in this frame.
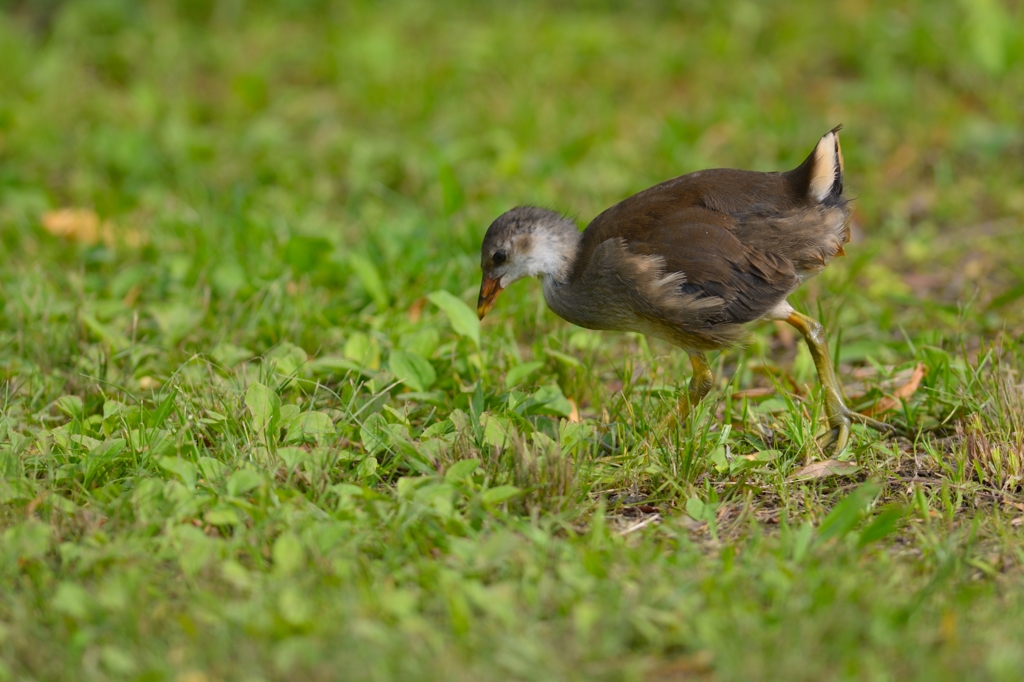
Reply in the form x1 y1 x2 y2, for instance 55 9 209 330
476 126 893 456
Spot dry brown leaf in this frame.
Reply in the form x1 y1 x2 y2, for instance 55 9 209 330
790 459 861 480
605 379 624 394
732 387 775 399
41 207 146 248
773 319 795 350
138 376 162 390
864 362 926 415
566 398 581 423
42 208 110 245
1012 516 1023 528
645 651 715 681
407 296 427 323
883 142 918 180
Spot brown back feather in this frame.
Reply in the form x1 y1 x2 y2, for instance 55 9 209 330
572 131 850 326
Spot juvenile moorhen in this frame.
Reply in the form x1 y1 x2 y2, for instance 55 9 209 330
476 126 893 455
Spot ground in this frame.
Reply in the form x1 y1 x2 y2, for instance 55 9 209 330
1 1 1024 680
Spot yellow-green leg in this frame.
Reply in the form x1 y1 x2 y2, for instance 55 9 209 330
679 352 714 421
786 311 893 454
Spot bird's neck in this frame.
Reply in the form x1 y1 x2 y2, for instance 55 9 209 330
537 230 625 331
530 225 582 285
538 232 584 321
541 265 610 331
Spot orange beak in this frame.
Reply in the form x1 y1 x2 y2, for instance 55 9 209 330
477 275 505 319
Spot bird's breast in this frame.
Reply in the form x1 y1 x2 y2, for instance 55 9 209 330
542 276 638 332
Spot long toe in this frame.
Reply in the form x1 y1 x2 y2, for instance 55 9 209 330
818 406 896 456
848 410 897 434
676 396 692 423
817 421 851 456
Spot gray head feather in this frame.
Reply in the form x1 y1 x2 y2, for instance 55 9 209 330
480 206 581 286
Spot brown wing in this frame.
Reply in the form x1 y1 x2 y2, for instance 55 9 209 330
563 221 797 351
624 218 800 326
575 128 850 282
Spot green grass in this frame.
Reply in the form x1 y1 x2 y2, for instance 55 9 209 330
2 1 1024 679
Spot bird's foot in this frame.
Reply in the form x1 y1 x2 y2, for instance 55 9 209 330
817 404 896 455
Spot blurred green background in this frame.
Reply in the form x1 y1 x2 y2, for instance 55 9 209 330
2 1 1024 680
2 0 1022 338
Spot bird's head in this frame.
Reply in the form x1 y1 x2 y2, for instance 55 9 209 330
477 206 580 319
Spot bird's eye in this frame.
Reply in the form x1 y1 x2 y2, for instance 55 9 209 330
493 251 507 264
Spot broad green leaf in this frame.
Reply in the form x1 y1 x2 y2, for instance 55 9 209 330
210 262 247 296
197 457 227 482
686 496 719 527
158 457 197 489
397 476 429 498
507 390 530 411
272 532 305 576
356 455 378 479
51 582 91 619
389 350 436 392
964 0 1010 74
568 330 602 351
68 433 101 451
278 586 313 626
282 410 335 445
278 446 310 469
278 404 301 432
245 381 281 436
401 328 440 358
308 354 375 378
558 420 593 450
526 384 574 417
101 401 141 436
858 504 907 547
449 409 472 433
147 390 178 428
360 413 390 454
428 290 480 347
173 525 217 576
80 313 131 351
297 411 335 444
220 561 252 591
226 469 263 497
544 348 582 368
421 419 455 439
6 522 52 562
98 647 135 676
505 361 544 388
730 449 781 474
710 445 729 472
204 506 242 526
445 459 480 482
149 303 203 345
267 341 308 376
480 413 512 449
102 400 126 419
686 496 706 522
791 522 815 564
55 395 83 419
89 438 126 459
481 485 521 505
349 253 389 308
817 481 880 543
285 234 332 274
343 332 379 368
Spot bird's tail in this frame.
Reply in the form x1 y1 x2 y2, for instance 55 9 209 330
792 125 845 205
